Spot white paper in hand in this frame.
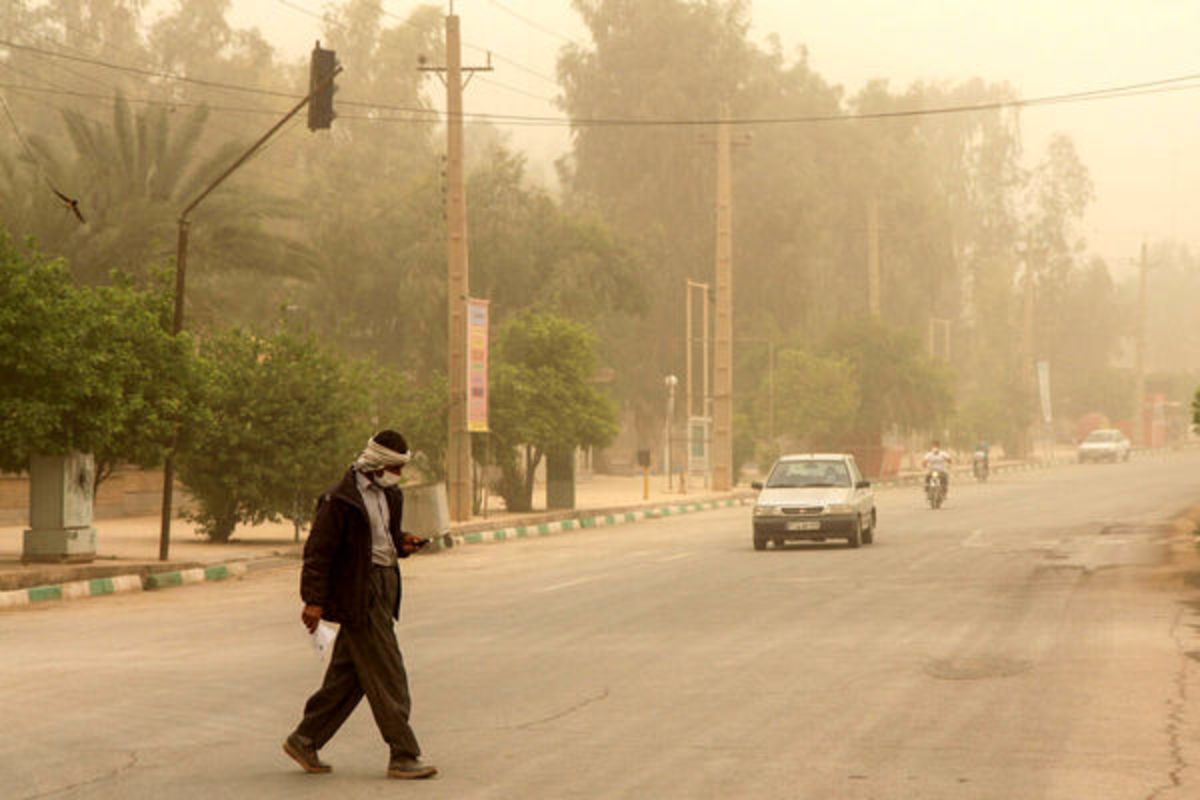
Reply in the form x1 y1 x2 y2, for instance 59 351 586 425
310 622 337 660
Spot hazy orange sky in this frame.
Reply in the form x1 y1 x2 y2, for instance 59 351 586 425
228 0 1200 272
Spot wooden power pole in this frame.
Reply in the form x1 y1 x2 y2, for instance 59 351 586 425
421 10 490 521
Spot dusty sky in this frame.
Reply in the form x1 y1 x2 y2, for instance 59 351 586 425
229 0 1200 270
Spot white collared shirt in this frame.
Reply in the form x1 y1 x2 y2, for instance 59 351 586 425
354 469 398 567
923 449 951 473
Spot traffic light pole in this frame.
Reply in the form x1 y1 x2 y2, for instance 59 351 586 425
157 64 342 561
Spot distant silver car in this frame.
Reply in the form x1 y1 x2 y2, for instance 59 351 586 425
1077 428 1131 463
751 453 876 549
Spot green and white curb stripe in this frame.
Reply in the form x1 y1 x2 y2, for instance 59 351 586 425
143 562 247 589
0 562 248 608
0 573 143 608
442 497 751 548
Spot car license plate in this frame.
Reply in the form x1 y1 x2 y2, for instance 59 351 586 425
786 520 820 531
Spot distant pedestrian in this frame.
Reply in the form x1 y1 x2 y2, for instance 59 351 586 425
282 429 437 780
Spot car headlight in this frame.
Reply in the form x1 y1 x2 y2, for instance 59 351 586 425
826 503 854 514
754 505 781 516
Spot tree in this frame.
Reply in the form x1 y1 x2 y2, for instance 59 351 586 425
820 318 955 443
84 270 202 488
762 348 859 455
0 233 193 482
0 94 312 326
558 0 758 433
176 327 395 541
488 312 619 512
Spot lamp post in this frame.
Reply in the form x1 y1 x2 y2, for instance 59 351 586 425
664 374 678 490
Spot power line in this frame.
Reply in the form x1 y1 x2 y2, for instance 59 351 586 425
8 71 1200 130
0 36 434 115
0 18 309 136
0 81 290 116
0 37 298 99
274 0 560 86
0 91 86 222
484 0 583 47
480 50 558 87
5 35 1200 128
475 75 556 103
350 75 1200 127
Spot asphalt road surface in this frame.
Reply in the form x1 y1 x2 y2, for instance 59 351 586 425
4 451 1200 799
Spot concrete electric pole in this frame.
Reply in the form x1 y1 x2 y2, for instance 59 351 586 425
421 10 491 521
1022 255 1036 456
867 193 881 316
710 114 749 490
685 279 712 491
1133 241 1148 446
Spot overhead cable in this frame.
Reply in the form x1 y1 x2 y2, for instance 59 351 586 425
4 37 1200 127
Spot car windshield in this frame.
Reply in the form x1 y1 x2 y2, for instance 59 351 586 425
1085 430 1118 443
766 460 851 488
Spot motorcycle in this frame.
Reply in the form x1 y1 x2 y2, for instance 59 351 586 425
925 471 947 509
972 450 989 482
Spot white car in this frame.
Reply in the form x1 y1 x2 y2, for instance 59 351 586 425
1077 428 1131 463
750 453 876 550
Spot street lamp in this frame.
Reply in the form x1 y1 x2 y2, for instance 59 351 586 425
664 374 678 490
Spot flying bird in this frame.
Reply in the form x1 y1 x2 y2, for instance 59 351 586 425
52 187 86 224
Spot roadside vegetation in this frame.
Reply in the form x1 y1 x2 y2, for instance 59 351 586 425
3 0 1199 538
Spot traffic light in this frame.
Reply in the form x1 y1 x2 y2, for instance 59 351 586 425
308 42 337 131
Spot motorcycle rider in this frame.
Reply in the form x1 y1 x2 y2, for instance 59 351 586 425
922 440 953 496
972 440 990 479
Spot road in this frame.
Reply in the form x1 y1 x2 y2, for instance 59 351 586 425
3 451 1200 799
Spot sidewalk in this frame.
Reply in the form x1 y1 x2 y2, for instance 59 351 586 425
0 473 754 598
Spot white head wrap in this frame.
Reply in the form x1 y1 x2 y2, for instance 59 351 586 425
354 436 411 472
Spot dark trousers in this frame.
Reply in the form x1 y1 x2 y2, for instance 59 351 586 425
294 565 422 759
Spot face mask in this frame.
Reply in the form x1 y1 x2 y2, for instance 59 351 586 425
372 471 402 489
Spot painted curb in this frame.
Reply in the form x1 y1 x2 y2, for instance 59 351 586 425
0 562 249 609
437 496 754 550
143 562 248 590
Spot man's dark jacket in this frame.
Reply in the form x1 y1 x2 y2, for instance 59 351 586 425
300 468 409 629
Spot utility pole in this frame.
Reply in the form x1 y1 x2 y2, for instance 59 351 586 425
685 279 712 491
421 10 491 521
711 112 749 490
867 193 881 316
685 279 713 420
1133 241 1148 447
1022 256 1036 457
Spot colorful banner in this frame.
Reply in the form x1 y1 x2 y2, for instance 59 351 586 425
466 298 490 432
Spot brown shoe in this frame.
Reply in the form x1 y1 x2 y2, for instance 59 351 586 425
387 756 438 779
283 733 332 774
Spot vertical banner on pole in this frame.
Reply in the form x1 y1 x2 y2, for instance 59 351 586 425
467 298 490 433
1036 359 1052 424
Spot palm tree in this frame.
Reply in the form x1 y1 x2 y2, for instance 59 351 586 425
0 93 312 322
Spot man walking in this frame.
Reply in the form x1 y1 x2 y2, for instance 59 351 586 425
283 429 437 780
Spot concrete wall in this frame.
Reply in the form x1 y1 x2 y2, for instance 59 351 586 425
0 466 195 525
